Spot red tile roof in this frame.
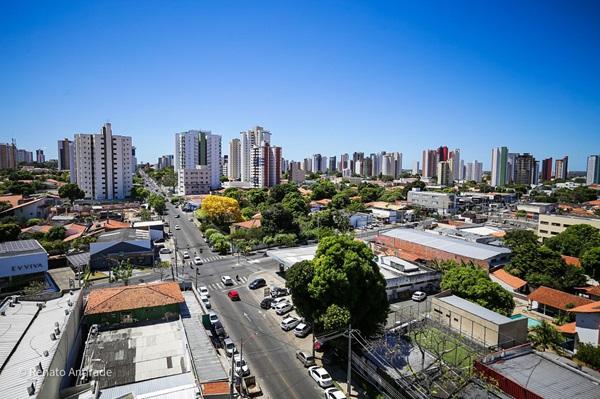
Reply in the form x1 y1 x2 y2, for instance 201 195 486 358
556 322 576 334
562 255 582 267
0 194 24 208
492 269 527 290
579 285 600 297
528 286 594 311
571 301 600 313
85 281 184 315
232 219 261 229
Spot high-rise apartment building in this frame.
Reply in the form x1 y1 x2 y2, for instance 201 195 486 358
35 149 45 163
239 126 281 188
228 138 241 180
514 153 537 185
412 160 419 176
465 161 483 182
541 158 552 181
302 158 312 172
73 123 133 200
381 152 402 179
328 156 337 173
586 155 600 185
437 161 452 186
554 156 568 180
175 130 221 194
131 146 137 176
422 149 438 178
449 149 461 181
58 138 76 182
339 153 349 171
16 149 33 164
157 155 174 170
289 162 305 184
0 142 17 170
437 146 449 162
491 147 508 187
312 154 323 173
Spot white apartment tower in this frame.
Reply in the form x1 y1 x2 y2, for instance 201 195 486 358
175 130 222 195
228 138 241 180
73 123 133 200
240 126 271 183
240 126 281 187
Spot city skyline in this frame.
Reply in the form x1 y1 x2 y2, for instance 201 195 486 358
1 1 599 169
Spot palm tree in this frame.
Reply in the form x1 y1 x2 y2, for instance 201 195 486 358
529 320 564 353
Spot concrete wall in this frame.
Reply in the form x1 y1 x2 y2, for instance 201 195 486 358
538 214 600 239
576 313 600 347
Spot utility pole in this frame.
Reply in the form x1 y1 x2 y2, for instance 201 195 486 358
195 268 199 287
230 348 235 399
347 323 352 398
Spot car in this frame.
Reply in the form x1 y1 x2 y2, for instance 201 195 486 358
175 225 181 230
194 256 203 265
227 290 240 301
233 354 250 377
200 295 211 309
270 286 289 298
270 297 288 309
294 322 312 338
188 217 194 222
208 312 219 324
280 316 301 331
296 351 316 367
159 247 171 254
198 286 209 297
308 366 333 388
212 320 225 337
221 276 234 286
248 278 266 290
275 302 293 315
224 338 237 357
260 297 274 309
411 291 427 302
183 251 190 259
324 388 347 399
174 214 180 218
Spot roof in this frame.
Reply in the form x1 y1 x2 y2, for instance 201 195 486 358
102 219 131 230
0 196 48 214
492 269 527 290
561 255 581 267
528 286 594 310
436 294 513 325
133 220 165 228
267 245 318 268
21 224 53 234
0 239 46 259
578 285 600 297
571 301 600 313
556 322 577 334
66 252 90 268
232 219 261 229
97 372 197 399
97 228 150 242
85 281 184 315
382 228 511 260
0 194 24 208
202 381 230 395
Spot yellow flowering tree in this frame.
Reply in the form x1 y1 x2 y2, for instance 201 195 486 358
198 195 242 226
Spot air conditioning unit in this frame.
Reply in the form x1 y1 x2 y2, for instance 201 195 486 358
50 333 56 341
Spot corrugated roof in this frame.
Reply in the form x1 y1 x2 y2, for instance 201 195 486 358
528 286 594 310
382 229 511 260
85 281 184 315
0 239 46 259
98 373 197 399
437 295 513 325
66 252 90 268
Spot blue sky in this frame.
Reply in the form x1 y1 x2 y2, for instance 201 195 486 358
1 1 599 170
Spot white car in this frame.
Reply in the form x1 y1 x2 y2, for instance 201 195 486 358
280 316 301 331
275 302 293 315
294 322 312 338
308 366 333 388
411 291 427 302
175 225 181 230
208 312 219 324
183 251 190 259
200 295 211 309
233 354 250 377
270 297 288 309
324 388 347 399
221 275 234 286
198 286 209 297
194 256 202 265
224 338 236 357
159 248 171 254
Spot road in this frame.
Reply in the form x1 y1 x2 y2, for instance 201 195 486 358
144 176 321 399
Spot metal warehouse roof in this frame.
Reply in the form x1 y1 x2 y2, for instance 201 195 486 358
437 295 513 325
382 229 510 260
0 239 46 259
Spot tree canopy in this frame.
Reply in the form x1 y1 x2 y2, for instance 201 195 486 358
545 224 600 257
311 179 337 200
0 223 20 242
148 193 166 215
581 247 600 280
58 183 85 202
199 195 242 226
286 235 389 336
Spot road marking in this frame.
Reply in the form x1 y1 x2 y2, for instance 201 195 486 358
243 312 252 323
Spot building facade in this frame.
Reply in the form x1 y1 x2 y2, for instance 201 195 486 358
465 160 483 182
0 142 17 169
586 155 600 185
57 138 76 183
228 138 241 180
514 153 537 185
175 130 221 193
491 146 508 187
407 190 457 215
35 149 45 163
555 156 568 180
240 126 281 188
538 214 600 239
541 157 552 181
437 160 452 186
73 123 133 200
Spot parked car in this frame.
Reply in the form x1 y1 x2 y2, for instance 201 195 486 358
324 388 347 399
308 366 333 388
296 351 316 367
212 321 225 337
174 214 180 218
183 251 190 258
270 286 289 298
194 256 203 265
275 302 293 315
159 248 171 254
221 275 234 286
260 297 274 309
411 291 427 302
234 354 250 377
294 322 311 338
248 278 266 290
270 297 288 309
200 295 211 309
224 338 237 357
228 290 240 301
208 312 219 324
280 316 301 331
175 225 181 230
198 286 209 297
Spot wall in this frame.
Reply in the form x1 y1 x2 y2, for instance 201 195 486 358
85 303 181 327
538 214 600 239
575 313 600 347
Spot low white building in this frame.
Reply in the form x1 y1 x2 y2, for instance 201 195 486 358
376 256 441 301
132 220 165 241
572 301 600 349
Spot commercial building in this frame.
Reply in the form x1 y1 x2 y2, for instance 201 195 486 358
35 149 45 163
0 239 48 293
541 157 553 181
431 292 528 348
0 142 17 169
490 146 508 187
0 291 83 399
73 123 133 200
228 138 241 180
555 156 568 180
538 214 600 239
586 155 600 185
132 220 165 241
89 229 153 270
177 165 211 195
376 256 441 301
373 228 511 270
175 130 221 192
407 190 457 215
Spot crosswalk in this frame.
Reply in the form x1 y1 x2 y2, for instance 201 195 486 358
206 275 249 291
178 253 226 264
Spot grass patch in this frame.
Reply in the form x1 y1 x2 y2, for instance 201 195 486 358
410 327 475 371
85 271 108 281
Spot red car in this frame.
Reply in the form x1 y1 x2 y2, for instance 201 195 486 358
228 290 240 301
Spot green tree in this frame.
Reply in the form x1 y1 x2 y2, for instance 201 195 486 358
26 218 43 227
281 192 309 217
111 259 133 285
378 188 405 202
246 189 269 208
58 183 86 202
345 200 366 213
261 204 299 236
269 183 298 203
139 208 152 221
441 265 514 316
0 201 11 213
286 235 389 336
545 224 600 257
575 343 600 369
45 226 66 241
358 183 383 203
213 238 230 255
503 229 539 249
311 179 337 200
148 193 166 215
529 320 564 353
581 247 600 280
331 192 351 209
0 223 20 242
